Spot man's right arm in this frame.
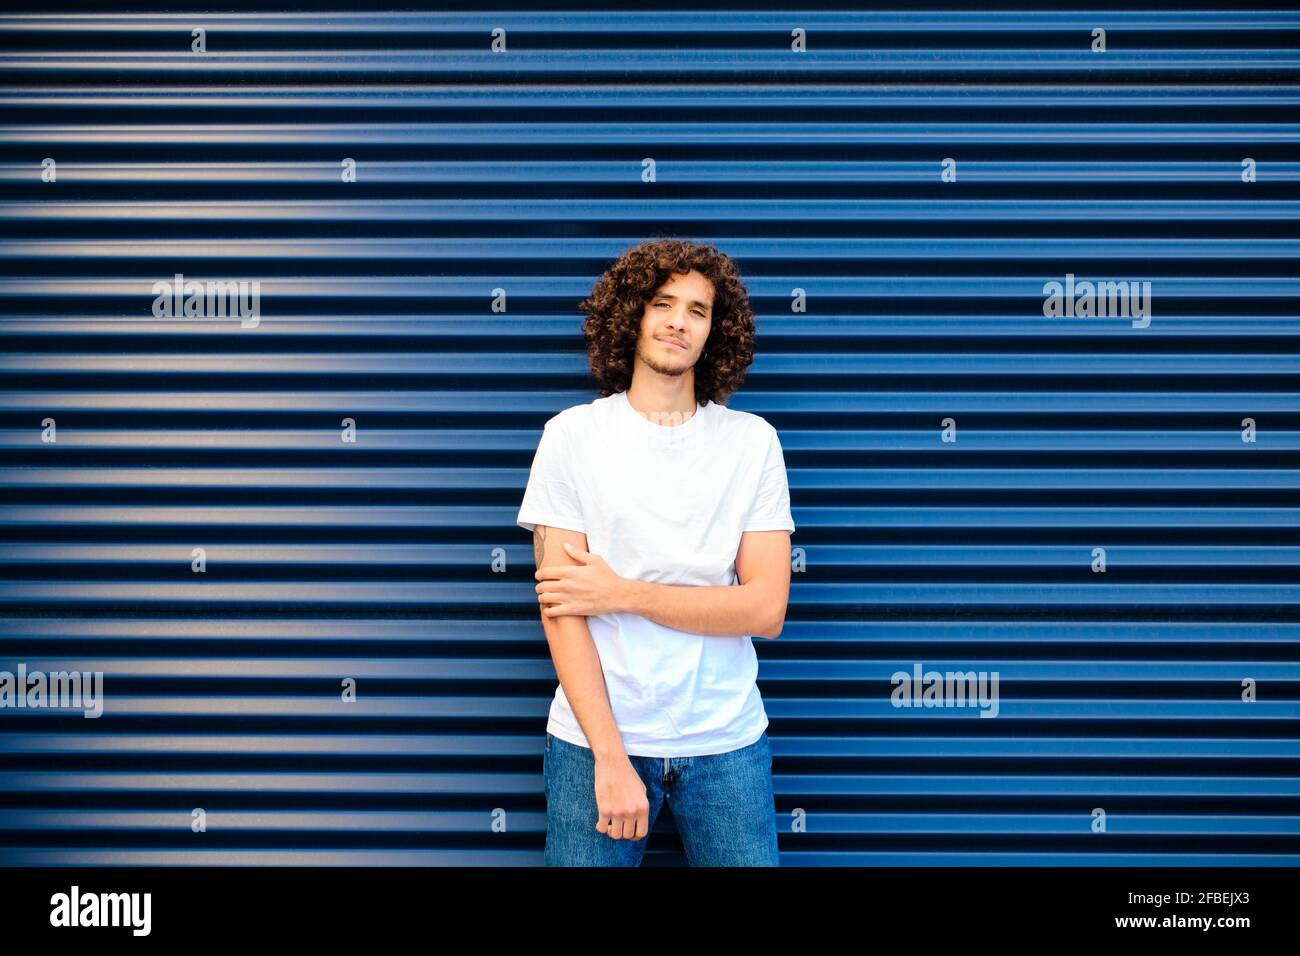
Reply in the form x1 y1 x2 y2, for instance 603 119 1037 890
532 522 626 762
533 522 650 841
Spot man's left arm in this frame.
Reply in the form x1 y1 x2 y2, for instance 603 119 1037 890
537 531 791 638
622 529 791 637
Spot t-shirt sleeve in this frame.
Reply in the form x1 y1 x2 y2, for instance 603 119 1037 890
743 425 795 534
516 415 586 534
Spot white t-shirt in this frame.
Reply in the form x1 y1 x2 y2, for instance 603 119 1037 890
516 389 795 757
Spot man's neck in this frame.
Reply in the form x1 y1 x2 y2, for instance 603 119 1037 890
626 374 699 424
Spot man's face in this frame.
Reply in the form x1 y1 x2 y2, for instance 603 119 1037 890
634 269 714 380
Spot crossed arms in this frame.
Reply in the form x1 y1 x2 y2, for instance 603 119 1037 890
530 522 792 762
532 525 791 638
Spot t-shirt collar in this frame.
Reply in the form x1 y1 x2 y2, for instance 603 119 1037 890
618 389 711 434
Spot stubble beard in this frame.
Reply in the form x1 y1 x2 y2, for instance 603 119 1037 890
637 339 692 378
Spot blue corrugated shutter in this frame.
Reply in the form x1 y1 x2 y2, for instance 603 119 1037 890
1 7 1297 866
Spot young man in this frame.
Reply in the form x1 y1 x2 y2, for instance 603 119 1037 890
515 239 795 866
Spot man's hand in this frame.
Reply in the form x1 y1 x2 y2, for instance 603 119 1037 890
535 541 629 618
594 754 650 841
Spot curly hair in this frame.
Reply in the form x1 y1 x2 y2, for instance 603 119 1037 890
578 238 756 406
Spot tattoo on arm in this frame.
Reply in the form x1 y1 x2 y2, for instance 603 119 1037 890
532 525 547 567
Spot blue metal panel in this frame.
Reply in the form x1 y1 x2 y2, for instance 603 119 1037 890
0 6 1297 866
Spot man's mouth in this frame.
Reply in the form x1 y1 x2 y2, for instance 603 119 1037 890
659 337 687 350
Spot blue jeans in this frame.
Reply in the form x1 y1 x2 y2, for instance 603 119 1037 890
542 730 780 866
